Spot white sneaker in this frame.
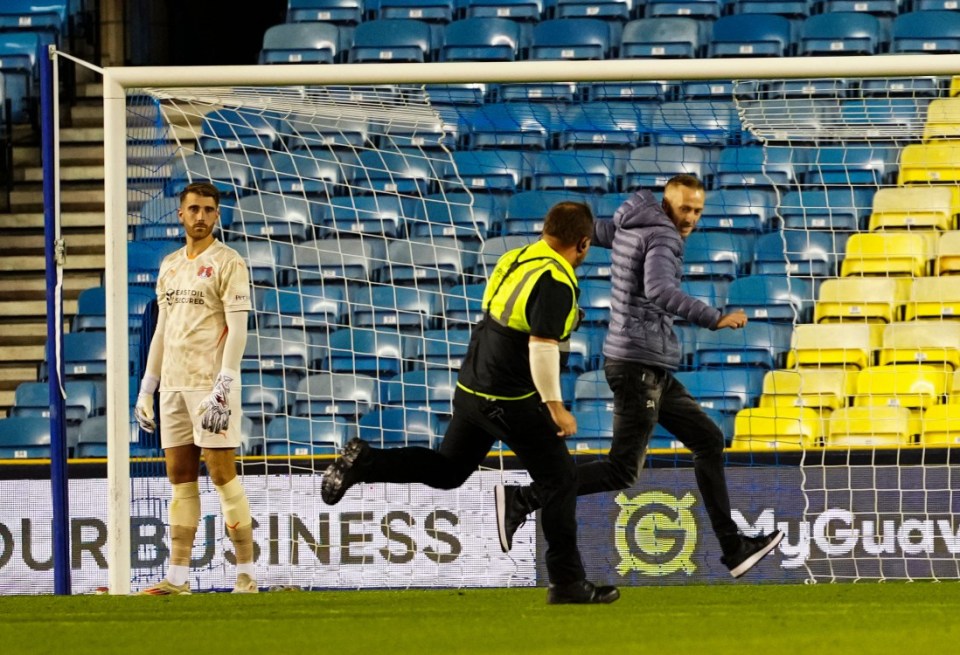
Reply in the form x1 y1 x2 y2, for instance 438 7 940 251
138 579 191 596
232 572 259 594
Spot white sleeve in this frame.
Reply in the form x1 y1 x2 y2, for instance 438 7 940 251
141 306 166 392
529 339 563 403
220 310 248 378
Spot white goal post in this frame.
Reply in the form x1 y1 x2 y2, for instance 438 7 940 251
99 54 960 594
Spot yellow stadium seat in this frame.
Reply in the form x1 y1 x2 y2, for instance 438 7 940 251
878 321 960 369
731 406 823 451
814 277 911 323
951 76 960 97
787 323 883 369
868 187 958 232
899 142 960 186
853 364 950 412
904 276 960 320
827 406 916 447
922 98 960 142
950 369 960 404
759 368 855 411
921 404 960 446
840 232 935 277
935 231 960 275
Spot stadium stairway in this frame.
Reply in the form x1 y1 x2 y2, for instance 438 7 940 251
0 73 200 415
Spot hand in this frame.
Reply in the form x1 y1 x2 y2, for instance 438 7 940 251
197 372 233 434
134 392 156 433
716 310 748 331
545 401 577 438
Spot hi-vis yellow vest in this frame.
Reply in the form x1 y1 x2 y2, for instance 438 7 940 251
482 240 580 339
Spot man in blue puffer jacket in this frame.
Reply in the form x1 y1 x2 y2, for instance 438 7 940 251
496 174 784 579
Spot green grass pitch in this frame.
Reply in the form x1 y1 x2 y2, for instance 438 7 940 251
2 584 959 655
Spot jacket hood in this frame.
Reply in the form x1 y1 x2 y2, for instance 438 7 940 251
615 189 679 234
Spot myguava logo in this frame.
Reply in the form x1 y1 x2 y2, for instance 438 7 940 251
615 491 698 577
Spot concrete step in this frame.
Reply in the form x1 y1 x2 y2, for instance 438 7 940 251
0 344 45 362
0 298 80 317
4 212 104 230
0 365 40 385
0 253 103 273
20 163 174 184
1 232 104 252
0 389 15 412
58 122 201 144
0 275 100 295
10 187 107 213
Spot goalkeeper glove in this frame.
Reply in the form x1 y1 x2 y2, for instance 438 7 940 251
197 370 234 434
134 374 159 433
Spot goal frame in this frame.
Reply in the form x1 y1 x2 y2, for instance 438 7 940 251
100 54 960 594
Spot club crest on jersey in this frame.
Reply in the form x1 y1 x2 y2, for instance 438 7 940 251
197 265 214 279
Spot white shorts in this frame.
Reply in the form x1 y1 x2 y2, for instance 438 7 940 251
159 388 243 450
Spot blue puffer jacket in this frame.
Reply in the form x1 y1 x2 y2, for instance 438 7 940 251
596 190 722 370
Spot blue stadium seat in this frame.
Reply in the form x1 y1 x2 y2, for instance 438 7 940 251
445 150 534 192
753 230 850 278
779 188 872 231
240 371 287 416
0 32 40 123
232 193 315 242
529 19 613 60
349 19 435 62
167 153 257 198
799 146 899 186
724 274 816 323
476 235 537 274
819 0 897 16
265 416 353 456
443 283 485 326
359 408 443 448
558 102 652 149
440 18 526 61
465 102 559 149
699 188 777 233
799 12 882 56
382 237 475 289
260 151 345 199
350 286 440 332
502 190 594 236
285 116 370 149
498 80 581 106
292 373 378 418
620 17 701 58
588 80 676 103
74 415 156 459
594 193 630 221
709 14 792 58
732 0 811 17
326 328 405 375
566 329 597 374
674 369 766 413
645 0 723 18
0 1 67 39
571 409 613 451
839 98 930 137
464 0 543 20
891 11 960 54
578 279 612 324
410 193 500 240
378 0 456 21
653 101 741 146
199 109 281 153
231 240 291 287
350 148 439 195
651 408 733 448
242 327 326 381
694 322 793 369
61 332 109 379
287 0 363 25
0 416 51 459
413 328 470 369
556 0 633 19
383 367 458 414
573 369 612 413
683 232 754 280
258 285 345 331
679 279 728 314
74 286 155 333
322 194 410 238
531 151 622 193
622 145 713 191
12 380 101 423
127 240 181 287
290 238 387 287
134 195 183 240
715 146 799 188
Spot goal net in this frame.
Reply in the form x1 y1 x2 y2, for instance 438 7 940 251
93 55 960 594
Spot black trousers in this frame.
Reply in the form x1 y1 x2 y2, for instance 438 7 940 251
536 358 740 543
357 387 586 585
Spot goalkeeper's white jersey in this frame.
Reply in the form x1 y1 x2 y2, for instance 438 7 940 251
155 240 252 391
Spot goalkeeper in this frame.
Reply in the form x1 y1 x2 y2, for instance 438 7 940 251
133 181 257 595
496 175 784 579
322 202 619 605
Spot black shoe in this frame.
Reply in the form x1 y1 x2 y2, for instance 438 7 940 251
721 530 785 578
321 438 370 506
547 580 620 605
494 485 530 553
